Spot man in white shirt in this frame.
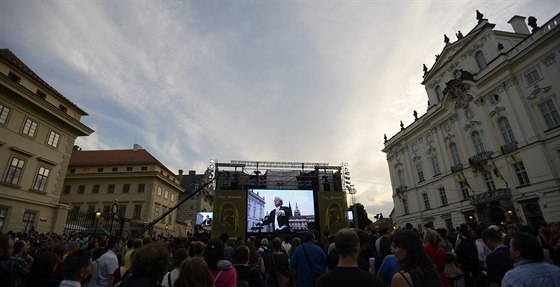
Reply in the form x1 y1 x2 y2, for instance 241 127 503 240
259 197 292 233
97 237 122 287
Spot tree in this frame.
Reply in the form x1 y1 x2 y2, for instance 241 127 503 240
348 203 373 230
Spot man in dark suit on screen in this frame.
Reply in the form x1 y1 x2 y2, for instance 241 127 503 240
258 196 292 233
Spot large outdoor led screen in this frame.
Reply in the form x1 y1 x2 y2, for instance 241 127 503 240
196 212 213 227
246 189 315 233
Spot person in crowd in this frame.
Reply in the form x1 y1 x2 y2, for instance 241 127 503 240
436 229 454 253
474 225 491 271
220 233 234 263
481 228 513 287
454 226 482 287
123 239 142 268
24 251 59 287
174 258 214 287
502 232 560 287
246 241 265 276
53 242 69 281
376 246 400 287
289 232 326 287
282 235 292 255
0 235 14 283
288 238 300 259
316 229 383 287
504 224 518 247
424 229 450 287
59 249 93 287
390 230 442 287
97 237 122 287
191 241 205 258
234 245 263 287
162 248 189 287
258 197 292 233
265 238 290 287
375 228 390 257
204 238 236 287
376 233 392 273
119 242 171 287
0 240 33 287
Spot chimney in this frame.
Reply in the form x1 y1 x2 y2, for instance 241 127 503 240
178 169 183 176
508 15 530 35
133 143 143 151
189 170 196 175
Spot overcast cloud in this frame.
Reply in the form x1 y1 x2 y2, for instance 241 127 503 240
1 0 558 220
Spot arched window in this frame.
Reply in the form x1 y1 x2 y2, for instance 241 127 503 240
497 117 516 144
435 85 443 103
476 51 487 70
471 131 485 153
450 142 461 166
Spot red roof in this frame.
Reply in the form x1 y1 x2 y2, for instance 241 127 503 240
69 149 161 167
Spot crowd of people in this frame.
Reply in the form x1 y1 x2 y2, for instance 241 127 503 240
0 220 559 287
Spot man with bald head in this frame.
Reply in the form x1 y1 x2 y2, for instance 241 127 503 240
316 229 383 287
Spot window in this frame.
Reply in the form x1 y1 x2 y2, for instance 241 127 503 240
422 193 431 210
439 187 448 205
431 157 441 176
538 99 560 129
0 104 10 124
397 170 405 187
435 86 443 103
46 131 60 147
87 205 95 214
77 185 85 194
445 218 453 232
112 167 118 172
402 199 409 215
416 164 425 182
450 143 461 165
170 194 175 202
483 171 496 191
164 190 169 199
133 205 142 219
22 212 35 233
154 206 160 219
524 69 541 85
513 161 530 186
63 185 71 194
107 184 115 193
126 167 133 171
22 118 38 137
476 51 487 70
157 187 162 196
498 117 516 144
471 131 485 153
123 184 130 193
4 157 25 185
97 168 104 172
8 71 21 82
33 166 50 192
0 208 8 231
138 183 145 193
92 184 100 193
141 166 148 171
459 181 469 200
119 205 126 217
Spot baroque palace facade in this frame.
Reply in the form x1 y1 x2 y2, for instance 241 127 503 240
0 49 93 234
383 12 560 230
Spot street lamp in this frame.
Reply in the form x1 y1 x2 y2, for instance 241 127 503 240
94 209 102 235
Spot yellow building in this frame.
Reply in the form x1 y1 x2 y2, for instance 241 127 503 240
0 49 94 234
60 145 185 237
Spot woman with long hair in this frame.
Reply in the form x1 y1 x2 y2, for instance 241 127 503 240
266 238 291 287
174 258 214 287
424 229 450 287
391 230 442 287
204 238 237 287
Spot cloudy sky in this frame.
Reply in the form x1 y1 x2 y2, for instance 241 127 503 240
1 0 558 220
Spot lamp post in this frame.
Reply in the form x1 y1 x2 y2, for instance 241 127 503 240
94 209 102 235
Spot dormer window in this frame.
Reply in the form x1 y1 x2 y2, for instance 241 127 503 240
36 90 47 99
476 51 487 70
8 71 21 83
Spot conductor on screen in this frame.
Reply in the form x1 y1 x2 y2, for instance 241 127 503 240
257 196 292 233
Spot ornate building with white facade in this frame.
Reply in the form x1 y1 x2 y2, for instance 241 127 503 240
383 12 560 230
